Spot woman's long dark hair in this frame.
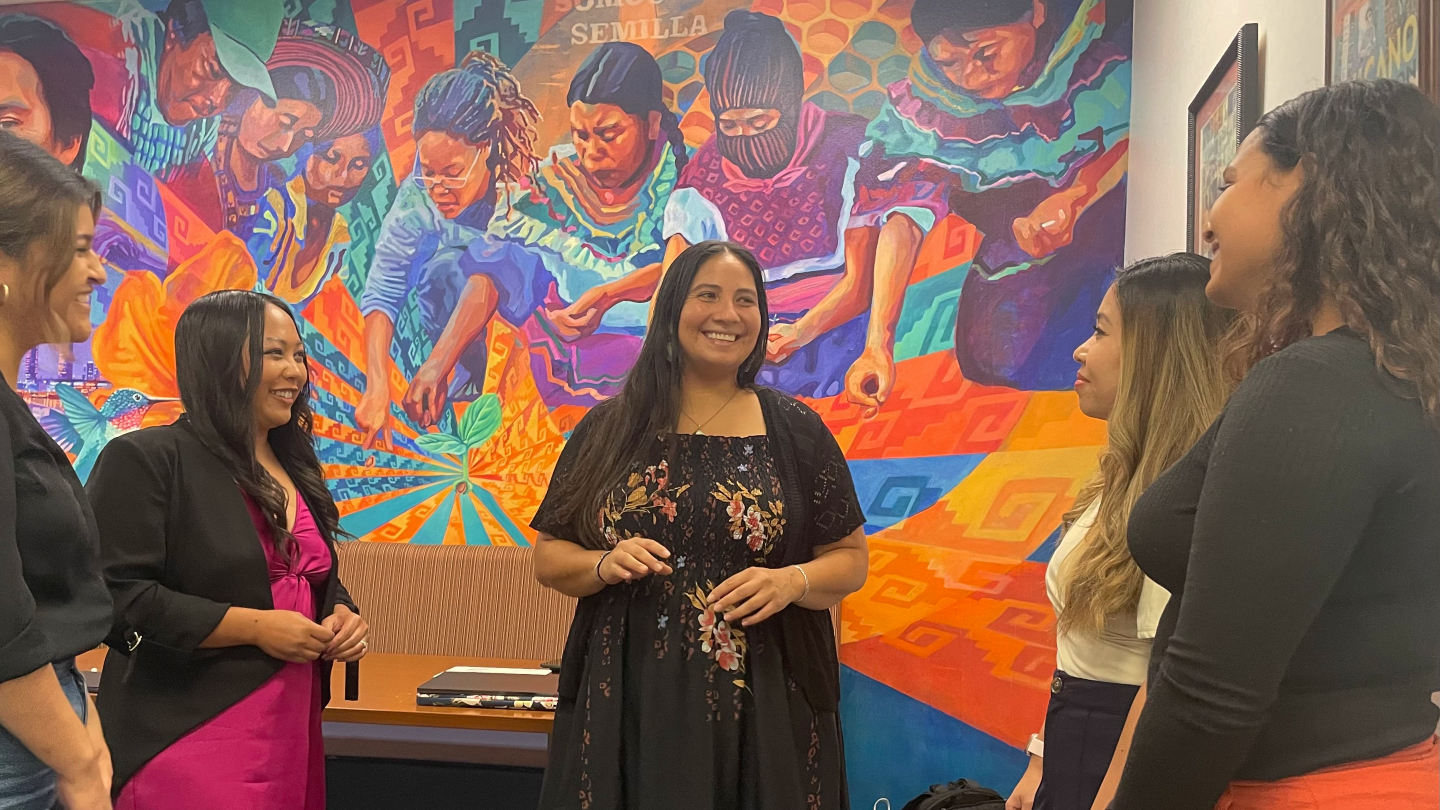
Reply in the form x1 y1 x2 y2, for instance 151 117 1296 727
1224 79 1440 421
174 290 349 556
568 42 688 173
555 241 768 548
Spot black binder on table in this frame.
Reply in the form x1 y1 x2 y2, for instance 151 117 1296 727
416 666 560 711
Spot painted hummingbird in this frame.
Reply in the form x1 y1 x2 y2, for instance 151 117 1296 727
42 384 174 481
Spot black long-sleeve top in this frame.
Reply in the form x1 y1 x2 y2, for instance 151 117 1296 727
0 376 111 684
1115 328 1440 809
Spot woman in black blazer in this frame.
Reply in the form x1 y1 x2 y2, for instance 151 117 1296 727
88 290 368 808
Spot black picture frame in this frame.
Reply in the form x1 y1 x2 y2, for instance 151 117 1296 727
1187 23 1260 256
1326 0 1440 103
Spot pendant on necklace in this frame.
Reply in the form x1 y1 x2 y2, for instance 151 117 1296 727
693 429 705 436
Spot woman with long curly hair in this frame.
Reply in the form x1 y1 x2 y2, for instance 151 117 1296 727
1008 253 1233 810
1114 79 1440 810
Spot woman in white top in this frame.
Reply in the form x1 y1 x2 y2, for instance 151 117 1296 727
1007 253 1233 810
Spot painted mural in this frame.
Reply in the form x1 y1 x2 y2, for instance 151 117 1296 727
5 0 1131 804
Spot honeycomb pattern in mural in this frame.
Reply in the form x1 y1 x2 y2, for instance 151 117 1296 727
754 0 923 116
644 0 922 146
645 27 720 147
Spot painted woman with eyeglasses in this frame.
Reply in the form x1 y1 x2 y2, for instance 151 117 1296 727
354 51 544 445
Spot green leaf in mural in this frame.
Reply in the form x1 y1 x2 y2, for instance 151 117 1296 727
459 393 503 448
416 432 467 457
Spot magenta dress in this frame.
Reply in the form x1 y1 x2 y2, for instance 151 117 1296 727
116 495 330 810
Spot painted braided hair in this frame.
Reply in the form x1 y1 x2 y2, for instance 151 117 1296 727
414 50 541 192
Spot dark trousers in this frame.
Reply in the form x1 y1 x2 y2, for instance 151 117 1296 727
1033 670 1139 810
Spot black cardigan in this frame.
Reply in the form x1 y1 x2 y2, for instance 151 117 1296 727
86 419 356 794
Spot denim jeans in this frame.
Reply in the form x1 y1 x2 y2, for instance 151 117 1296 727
0 659 87 810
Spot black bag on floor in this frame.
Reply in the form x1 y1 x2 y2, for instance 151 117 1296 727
900 778 1007 810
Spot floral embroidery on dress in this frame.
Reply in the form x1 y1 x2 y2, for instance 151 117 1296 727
533 422 854 806
599 460 689 544
713 482 785 556
687 583 748 689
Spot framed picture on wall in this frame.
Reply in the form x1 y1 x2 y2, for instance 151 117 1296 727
1327 0 1440 102
1188 23 1260 257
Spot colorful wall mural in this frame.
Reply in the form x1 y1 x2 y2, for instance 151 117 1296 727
7 0 1131 804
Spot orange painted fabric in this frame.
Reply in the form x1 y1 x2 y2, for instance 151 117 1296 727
1216 737 1439 810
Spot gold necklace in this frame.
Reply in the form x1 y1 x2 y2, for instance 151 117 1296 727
681 387 741 435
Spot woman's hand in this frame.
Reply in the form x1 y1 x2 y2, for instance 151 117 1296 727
599 537 673 584
322 604 370 662
1006 755 1042 810
707 566 805 627
251 610 335 663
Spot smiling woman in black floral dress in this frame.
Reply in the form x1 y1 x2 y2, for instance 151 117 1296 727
531 240 869 810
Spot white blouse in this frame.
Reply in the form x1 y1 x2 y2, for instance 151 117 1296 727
1045 499 1170 686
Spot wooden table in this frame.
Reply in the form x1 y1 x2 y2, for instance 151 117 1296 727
324 653 554 766
75 649 554 766
325 653 554 733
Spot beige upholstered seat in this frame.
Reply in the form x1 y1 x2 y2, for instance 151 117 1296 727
334 542 574 661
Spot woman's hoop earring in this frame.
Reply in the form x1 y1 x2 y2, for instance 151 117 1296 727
0 284 9 307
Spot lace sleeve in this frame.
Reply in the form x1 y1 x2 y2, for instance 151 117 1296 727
806 415 865 547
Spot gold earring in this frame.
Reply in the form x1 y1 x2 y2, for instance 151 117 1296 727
0 284 9 306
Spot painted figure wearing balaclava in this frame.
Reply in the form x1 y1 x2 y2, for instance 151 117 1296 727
703 11 804 180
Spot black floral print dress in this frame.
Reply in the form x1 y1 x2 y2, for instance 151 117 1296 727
533 427 860 810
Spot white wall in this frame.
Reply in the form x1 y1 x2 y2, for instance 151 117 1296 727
1125 0 1326 263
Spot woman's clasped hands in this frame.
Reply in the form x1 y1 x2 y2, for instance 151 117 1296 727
597 536 802 627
